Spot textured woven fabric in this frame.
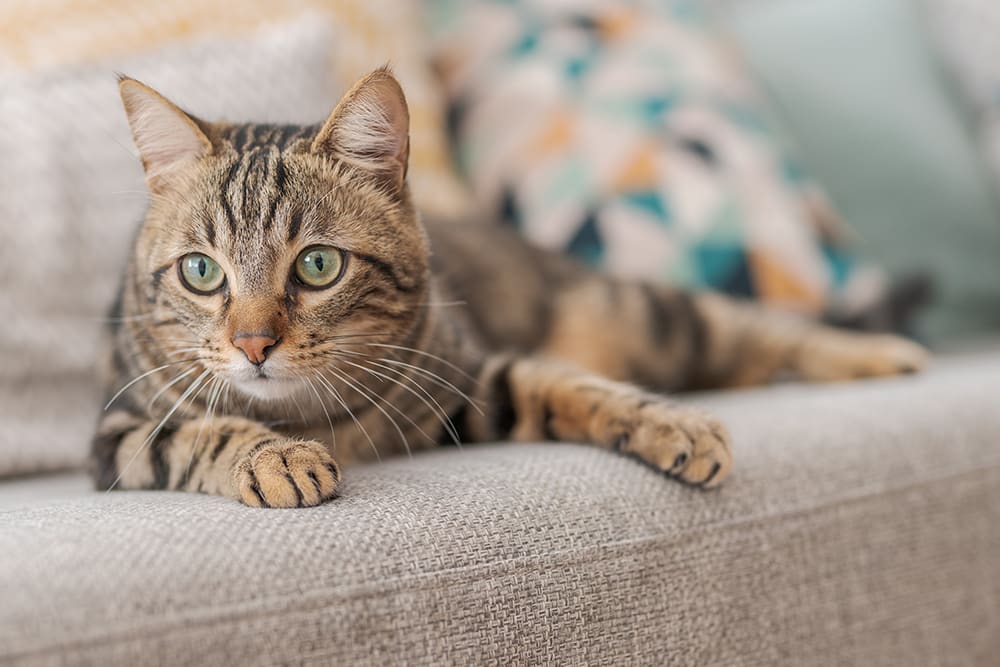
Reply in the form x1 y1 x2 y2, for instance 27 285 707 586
2 351 998 665
427 0 885 316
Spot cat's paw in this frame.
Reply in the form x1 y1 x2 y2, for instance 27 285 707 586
233 439 340 508
798 332 929 382
611 402 733 489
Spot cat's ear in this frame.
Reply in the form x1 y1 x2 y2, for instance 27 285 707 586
310 66 410 191
118 75 213 192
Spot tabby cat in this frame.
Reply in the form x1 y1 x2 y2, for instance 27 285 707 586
93 67 928 508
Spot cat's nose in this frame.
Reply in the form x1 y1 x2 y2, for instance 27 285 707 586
232 332 278 365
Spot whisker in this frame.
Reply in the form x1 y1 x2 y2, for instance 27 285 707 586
132 337 200 345
104 359 197 410
191 376 223 454
322 366 412 458
242 392 257 419
335 360 441 446
106 369 210 493
313 372 380 462
323 332 395 342
165 348 205 358
363 342 481 386
285 376 310 426
367 355 484 416
301 376 337 453
182 375 223 486
147 367 199 410
336 356 461 448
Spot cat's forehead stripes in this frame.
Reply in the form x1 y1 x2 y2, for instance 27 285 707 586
238 148 281 227
210 123 323 248
198 124 328 295
287 211 303 243
216 122 319 153
218 148 280 233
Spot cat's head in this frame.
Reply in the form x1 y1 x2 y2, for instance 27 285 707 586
119 67 430 401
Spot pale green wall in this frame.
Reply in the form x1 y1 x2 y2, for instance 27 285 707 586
719 0 1000 342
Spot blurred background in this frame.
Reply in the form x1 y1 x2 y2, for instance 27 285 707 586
1 0 999 474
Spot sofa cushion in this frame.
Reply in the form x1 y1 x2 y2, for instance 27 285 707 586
1 351 999 665
427 0 885 318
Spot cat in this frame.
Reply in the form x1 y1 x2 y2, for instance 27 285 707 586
93 67 928 508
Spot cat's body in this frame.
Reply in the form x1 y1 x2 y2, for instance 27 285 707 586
94 69 927 507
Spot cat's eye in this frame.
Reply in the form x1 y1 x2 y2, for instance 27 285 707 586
294 246 345 288
178 253 226 294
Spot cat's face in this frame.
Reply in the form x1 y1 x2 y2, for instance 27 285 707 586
120 69 429 401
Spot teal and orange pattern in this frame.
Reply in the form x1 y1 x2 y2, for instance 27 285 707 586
428 0 884 315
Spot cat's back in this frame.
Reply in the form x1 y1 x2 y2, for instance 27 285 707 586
422 217 588 351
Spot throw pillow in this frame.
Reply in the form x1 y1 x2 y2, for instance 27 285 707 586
426 0 885 316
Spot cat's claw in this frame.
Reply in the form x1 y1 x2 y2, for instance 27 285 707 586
233 440 340 508
613 402 733 489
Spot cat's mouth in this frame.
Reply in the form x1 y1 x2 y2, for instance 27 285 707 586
233 374 300 401
224 358 301 401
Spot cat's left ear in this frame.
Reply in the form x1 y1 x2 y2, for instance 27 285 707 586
118 75 213 192
311 66 410 191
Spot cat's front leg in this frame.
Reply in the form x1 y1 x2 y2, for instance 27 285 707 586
92 411 340 507
468 357 733 487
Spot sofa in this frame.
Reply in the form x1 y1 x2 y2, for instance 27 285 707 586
3 350 999 664
3 1 1000 665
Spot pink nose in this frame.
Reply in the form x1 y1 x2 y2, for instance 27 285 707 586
232 333 278 365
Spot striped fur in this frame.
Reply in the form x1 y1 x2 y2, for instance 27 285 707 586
93 69 928 507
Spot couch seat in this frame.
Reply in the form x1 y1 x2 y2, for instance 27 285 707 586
2 351 998 665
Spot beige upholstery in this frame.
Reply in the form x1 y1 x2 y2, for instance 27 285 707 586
1 351 999 665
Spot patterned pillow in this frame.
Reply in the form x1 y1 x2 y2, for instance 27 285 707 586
427 0 885 314
921 0 1000 186
0 1 468 477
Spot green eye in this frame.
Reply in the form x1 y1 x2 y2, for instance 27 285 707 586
294 246 345 288
178 253 225 294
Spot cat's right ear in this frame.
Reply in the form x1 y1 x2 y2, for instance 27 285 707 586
310 66 410 192
118 76 212 192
